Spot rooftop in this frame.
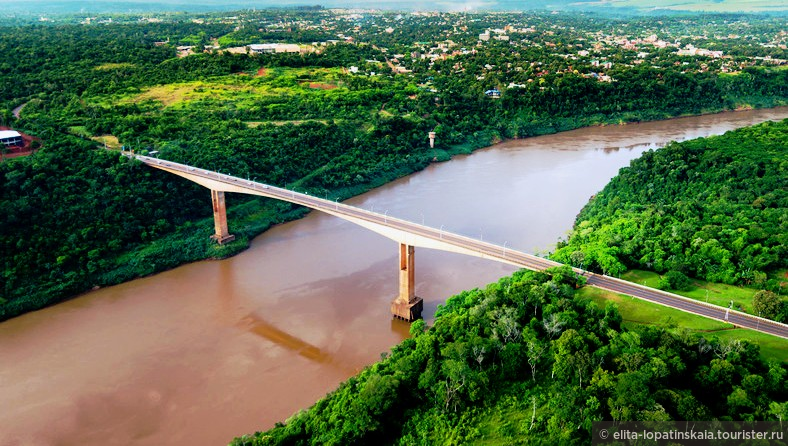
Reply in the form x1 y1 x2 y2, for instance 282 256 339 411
0 130 22 139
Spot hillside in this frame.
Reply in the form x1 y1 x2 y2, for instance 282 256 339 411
232 266 787 445
552 119 788 321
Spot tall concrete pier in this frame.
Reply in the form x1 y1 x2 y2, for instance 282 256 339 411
390 243 423 321
127 155 788 338
210 190 235 244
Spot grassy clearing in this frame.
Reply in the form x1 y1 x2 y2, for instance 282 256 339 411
580 286 730 331
69 127 121 150
621 269 761 315
682 280 758 313
91 134 121 149
112 67 348 108
579 286 787 363
125 81 267 107
713 329 788 364
94 62 136 70
68 126 92 138
471 393 536 445
254 67 345 89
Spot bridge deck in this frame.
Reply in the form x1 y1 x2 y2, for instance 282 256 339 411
127 153 788 339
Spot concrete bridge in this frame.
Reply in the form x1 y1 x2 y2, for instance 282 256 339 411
127 153 788 339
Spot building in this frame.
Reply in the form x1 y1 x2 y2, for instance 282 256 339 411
0 130 24 149
248 43 301 54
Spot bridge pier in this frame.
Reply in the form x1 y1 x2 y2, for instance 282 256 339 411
210 190 235 244
391 243 423 321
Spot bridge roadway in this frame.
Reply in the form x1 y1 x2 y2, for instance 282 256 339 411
129 153 788 340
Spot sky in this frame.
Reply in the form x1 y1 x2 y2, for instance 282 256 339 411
0 0 606 14
0 0 785 14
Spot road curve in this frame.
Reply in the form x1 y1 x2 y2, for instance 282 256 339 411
128 153 788 340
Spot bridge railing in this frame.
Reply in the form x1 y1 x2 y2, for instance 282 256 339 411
126 152 788 339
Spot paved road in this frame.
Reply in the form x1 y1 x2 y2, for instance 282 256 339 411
130 154 788 340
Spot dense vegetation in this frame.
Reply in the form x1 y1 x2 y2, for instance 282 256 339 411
552 119 788 320
232 267 787 445
2 11 787 321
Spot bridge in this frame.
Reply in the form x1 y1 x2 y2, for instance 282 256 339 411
126 153 788 339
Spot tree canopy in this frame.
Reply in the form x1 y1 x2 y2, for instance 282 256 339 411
231 267 786 445
552 119 787 321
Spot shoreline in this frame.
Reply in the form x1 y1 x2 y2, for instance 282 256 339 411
485 105 788 151
3 105 788 322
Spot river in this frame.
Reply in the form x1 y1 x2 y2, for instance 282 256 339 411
1 108 786 446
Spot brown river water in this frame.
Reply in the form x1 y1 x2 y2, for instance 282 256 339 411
2 108 786 446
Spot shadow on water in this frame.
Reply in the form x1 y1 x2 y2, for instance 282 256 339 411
238 315 336 365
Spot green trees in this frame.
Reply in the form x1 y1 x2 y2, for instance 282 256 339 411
752 290 786 322
0 134 213 320
553 119 788 300
2 9 788 322
658 270 692 292
231 266 787 445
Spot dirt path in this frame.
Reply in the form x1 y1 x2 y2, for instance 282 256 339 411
12 102 26 119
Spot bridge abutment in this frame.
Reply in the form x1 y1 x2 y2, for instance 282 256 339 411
210 190 235 244
391 243 423 321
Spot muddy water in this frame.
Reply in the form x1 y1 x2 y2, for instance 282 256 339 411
2 108 786 446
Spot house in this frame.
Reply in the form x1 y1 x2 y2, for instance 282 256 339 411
0 130 24 149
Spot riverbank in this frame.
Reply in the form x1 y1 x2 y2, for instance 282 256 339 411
3 107 786 446
231 266 786 444
3 105 787 323
230 113 788 445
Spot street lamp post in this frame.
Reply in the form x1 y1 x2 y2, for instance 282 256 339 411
503 241 508 257
384 210 389 223
440 224 444 239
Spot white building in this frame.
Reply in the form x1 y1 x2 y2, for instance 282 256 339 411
248 43 301 54
0 130 23 148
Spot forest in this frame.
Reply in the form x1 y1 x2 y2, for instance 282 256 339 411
231 266 787 444
2 10 787 322
552 119 788 321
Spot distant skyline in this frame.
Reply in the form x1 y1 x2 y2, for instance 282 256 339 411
1 0 786 14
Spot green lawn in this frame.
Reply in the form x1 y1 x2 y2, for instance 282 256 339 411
621 269 760 314
579 286 730 331
579 285 787 363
